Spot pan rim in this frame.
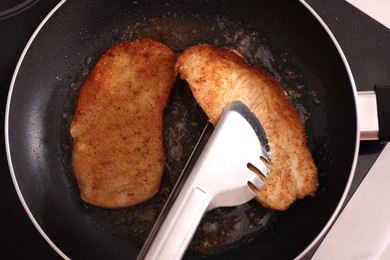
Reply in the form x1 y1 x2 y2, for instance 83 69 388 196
296 0 360 259
4 0 69 259
4 0 361 259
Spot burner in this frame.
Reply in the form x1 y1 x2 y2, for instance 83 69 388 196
0 0 38 20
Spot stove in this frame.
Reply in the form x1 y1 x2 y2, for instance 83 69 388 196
1 0 389 258
305 0 389 206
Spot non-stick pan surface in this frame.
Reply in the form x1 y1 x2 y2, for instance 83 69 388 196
6 0 358 259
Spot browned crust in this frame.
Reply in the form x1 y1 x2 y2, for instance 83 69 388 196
176 44 318 211
70 39 177 208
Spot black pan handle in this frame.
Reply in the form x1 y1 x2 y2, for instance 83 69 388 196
375 84 390 142
359 84 390 142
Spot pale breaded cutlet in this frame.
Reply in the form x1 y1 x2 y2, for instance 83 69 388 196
70 39 177 208
175 44 318 211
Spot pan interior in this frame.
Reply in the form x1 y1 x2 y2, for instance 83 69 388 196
6 0 357 259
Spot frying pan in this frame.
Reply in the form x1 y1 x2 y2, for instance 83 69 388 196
5 0 363 259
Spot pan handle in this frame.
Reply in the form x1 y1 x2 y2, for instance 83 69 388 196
359 84 390 142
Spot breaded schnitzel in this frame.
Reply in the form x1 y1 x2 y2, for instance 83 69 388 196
176 44 318 211
70 39 177 208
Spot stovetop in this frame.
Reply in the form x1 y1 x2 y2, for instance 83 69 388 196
1 0 388 258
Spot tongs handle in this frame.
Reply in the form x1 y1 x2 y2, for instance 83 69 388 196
143 186 210 260
137 124 214 260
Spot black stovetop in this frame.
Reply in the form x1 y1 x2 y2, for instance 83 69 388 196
1 0 388 258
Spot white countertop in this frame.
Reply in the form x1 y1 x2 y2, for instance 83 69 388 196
313 144 390 259
312 2 390 259
345 0 390 29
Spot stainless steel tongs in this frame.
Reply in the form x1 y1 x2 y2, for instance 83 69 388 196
138 100 271 260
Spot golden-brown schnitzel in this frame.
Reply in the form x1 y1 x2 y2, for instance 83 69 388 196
70 39 177 208
176 44 318 211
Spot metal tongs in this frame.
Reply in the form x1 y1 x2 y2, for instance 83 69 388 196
138 101 271 260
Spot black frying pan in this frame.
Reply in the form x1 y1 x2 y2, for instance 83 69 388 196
5 0 360 259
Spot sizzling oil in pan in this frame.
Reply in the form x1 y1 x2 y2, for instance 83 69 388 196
60 14 322 256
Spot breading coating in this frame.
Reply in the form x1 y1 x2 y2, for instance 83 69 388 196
70 39 177 208
176 44 318 211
